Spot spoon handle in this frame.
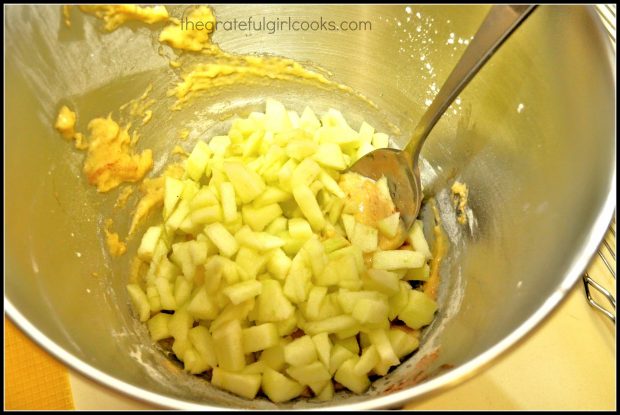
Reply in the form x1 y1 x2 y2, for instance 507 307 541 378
405 4 537 160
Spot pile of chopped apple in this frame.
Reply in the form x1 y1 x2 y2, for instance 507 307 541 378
127 99 437 402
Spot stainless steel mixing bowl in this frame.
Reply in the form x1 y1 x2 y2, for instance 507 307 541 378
5 4 615 409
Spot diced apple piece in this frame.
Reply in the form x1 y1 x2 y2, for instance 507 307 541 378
257 279 295 322
242 323 279 353
242 203 282 232
302 237 327 279
286 139 317 160
189 204 222 226
398 290 438 329
287 361 331 385
170 241 194 279
172 337 191 360
211 368 261 400
293 186 325 231
253 186 291 207
147 312 171 341
235 246 268 280
372 132 389 148
219 182 238 223
203 256 224 292
185 140 212 181
266 248 292 280
322 235 350 254
236 226 285 252
212 319 245 371
368 329 400 369
183 348 209 374
313 142 347 170
154 277 176 310
352 298 389 325
168 307 192 340
209 135 231 156
262 367 305 403
319 170 345 198
127 284 151 321
288 218 313 240
341 214 356 241
210 300 254 332
259 343 287 372
377 212 400 238
223 161 265 204
291 158 321 189
311 332 332 368
351 221 378 253
388 281 411 320
300 106 321 131
163 177 184 219
356 142 375 160
283 253 312 304
404 263 430 281
277 158 298 193
265 98 292 133
388 328 420 359
146 286 161 313
336 336 360 355
174 277 193 307
242 361 266 375
316 380 334 401
337 290 383 313
305 286 328 320
156 257 179 281
284 335 317 366
223 280 262 305
265 216 288 235
354 345 380 376
188 325 218 368
335 357 370 394
408 220 432 260
190 187 219 210
205 222 238 258
187 287 219 320
366 269 400 295
304 315 358 336
328 344 354 375
137 226 162 261
373 250 425 270
275 310 298 336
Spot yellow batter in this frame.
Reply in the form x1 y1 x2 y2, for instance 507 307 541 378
159 6 216 52
104 218 127 257
114 186 134 209
451 181 469 225
79 5 169 31
82 116 153 193
54 106 88 150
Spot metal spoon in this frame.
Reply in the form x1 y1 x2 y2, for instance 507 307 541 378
348 5 537 245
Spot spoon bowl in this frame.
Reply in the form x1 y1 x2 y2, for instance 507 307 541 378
348 4 537 245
